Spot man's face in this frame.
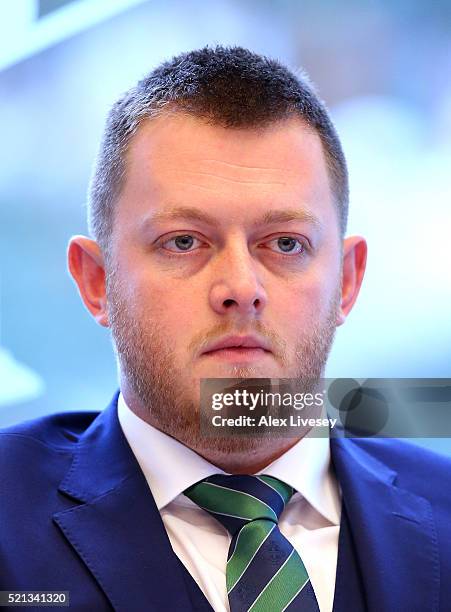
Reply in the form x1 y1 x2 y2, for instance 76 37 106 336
106 114 343 445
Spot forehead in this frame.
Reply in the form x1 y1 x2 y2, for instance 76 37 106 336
116 113 337 231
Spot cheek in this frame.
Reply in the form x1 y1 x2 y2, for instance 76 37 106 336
270 268 339 331
129 270 202 335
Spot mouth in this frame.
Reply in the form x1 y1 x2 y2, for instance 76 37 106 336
201 335 272 363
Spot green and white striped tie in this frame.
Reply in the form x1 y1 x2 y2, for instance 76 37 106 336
185 474 320 612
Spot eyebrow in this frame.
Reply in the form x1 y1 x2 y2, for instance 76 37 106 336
259 209 323 229
146 206 219 227
143 205 323 230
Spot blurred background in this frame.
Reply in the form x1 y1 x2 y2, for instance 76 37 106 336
0 0 450 451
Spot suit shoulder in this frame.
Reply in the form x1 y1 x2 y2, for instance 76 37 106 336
0 410 100 452
347 437 451 498
352 437 451 470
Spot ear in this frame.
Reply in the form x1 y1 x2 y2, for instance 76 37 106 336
336 235 367 326
67 236 109 327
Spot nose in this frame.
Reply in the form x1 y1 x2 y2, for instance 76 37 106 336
208 242 268 317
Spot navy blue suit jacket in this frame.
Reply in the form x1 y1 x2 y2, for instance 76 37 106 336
1 393 451 611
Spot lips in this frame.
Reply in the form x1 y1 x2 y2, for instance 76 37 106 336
202 335 271 355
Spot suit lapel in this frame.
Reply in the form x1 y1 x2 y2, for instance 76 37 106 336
330 437 440 612
53 394 202 611
331 502 366 612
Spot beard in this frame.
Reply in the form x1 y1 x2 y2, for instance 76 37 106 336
107 270 340 460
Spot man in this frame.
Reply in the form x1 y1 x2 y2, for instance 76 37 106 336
1 46 450 612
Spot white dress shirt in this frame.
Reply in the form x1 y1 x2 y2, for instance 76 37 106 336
117 394 341 612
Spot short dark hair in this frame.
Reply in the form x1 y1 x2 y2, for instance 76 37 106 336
88 45 348 250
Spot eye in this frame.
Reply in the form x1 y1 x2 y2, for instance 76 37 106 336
264 236 306 255
161 234 203 252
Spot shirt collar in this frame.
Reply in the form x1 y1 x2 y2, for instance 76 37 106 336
117 393 340 525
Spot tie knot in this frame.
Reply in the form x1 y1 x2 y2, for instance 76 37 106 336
184 474 295 535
